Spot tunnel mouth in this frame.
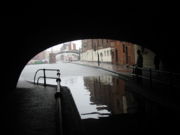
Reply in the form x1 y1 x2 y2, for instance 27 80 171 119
17 38 171 120
18 39 160 87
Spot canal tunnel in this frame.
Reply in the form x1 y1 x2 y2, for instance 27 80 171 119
4 15 174 91
1 14 179 135
5 18 173 88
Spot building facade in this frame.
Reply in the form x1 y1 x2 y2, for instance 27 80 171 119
81 39 113 63
110 41 135 65
80 39 136 66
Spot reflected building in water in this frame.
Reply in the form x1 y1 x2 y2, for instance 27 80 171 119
83 76 138 115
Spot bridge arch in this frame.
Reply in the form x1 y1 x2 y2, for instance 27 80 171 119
18 36 165 89
3 15 174 91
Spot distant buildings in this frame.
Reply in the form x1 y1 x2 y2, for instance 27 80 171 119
56 42 79 62
28 39 161 69
28 51 49 64
81 39 114 63
80 39 160 69
80 39 136 66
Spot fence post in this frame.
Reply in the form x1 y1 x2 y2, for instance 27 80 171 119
149 68 152 87
43 69 46 86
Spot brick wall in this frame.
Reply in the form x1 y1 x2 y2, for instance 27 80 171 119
111 41 135 65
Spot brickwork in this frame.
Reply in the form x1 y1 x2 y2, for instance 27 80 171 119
81 39 136 66
111 41 135 65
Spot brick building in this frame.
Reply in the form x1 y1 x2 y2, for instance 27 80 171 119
81 39 136 66
61 42 77 51
82 39 111 52
110 41 135 65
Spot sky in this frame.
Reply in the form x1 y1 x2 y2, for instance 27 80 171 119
46 40 82 52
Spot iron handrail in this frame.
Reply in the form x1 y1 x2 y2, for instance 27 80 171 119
34 68 60 86
34 69 43 84
34 68 63 134
37 76 58 85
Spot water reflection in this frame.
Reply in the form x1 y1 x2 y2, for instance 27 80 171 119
19 63 172 121
43 75 139 119
19 63 167 120
83 76 138 117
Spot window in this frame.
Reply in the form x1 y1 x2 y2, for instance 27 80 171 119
123 44 125 53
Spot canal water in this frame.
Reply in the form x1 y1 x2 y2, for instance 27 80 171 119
18 62 146 119
60 75 138 119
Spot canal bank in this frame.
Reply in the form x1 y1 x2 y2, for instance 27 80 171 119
7 80 82 135
71 61 132 79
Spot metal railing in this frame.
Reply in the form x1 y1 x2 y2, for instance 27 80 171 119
34 68 63 134
34 68 60 86
130 65 180 88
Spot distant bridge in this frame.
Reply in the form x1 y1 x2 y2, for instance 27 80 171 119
55 50 80 55
49 50 80 63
